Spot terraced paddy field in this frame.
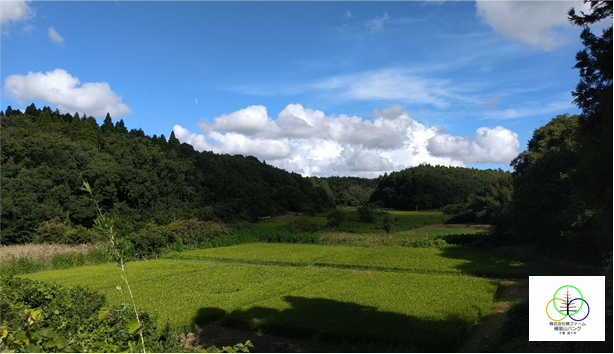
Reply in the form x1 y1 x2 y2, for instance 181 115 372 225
21 243 568 351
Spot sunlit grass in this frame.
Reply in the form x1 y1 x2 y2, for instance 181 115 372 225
22 259 499 351
164 243 565 278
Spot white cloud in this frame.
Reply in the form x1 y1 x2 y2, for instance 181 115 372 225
175 103 520 177
366 12 389 33
202 105 280 136
345 10 353 19
0 0 33 25
3 69 132 118
427 126 519 164
480 99 574 120
313 69 459 108
475 0 590 50
48 27 64 45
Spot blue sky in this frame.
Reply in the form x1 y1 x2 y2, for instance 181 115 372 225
1 1 596 177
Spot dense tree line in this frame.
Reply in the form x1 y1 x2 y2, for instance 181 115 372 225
310 176 378 207
493 1 612 263
0 107 333 244
368 164 509 211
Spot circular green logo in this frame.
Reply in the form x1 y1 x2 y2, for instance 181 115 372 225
553 285 583 316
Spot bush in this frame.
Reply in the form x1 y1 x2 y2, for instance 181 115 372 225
290 217 320 233
357 205 375 223
326 208 345 227
440 204 466 215
33 221 103 245
0 276 189 353
0 257 48 277
444 211 477 224
128 219 230 258
380 212 395 233
439 233 492 248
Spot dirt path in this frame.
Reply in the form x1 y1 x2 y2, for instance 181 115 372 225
460 280 528 352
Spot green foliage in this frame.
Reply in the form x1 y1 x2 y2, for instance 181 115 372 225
311 176 378 206
128 219 230 259
380 212 395 234
495 2 612 265
289 216 320 233
500 115 591 253
370 164 509 210
437 232 492 248
0 258 49 277
326 208 345 227
1 108 333 244
33 221 104 245
0 276 190 353
402 237 450 249
229 225 320 245
357 204 375 222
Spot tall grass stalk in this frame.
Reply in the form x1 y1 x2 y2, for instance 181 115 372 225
81 182 147 353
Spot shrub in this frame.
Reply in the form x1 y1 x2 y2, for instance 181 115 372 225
290 217 320 233
326 208 345 227
439 233 492 248
33 221 103 245
128 219 230 258
357 205 375 223
0 276 189 353
380 212 395 233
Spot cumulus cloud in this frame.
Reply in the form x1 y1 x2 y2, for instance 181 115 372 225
366 12 389 33
427 126 519 164
48 27 64 45
0 0 33 25
475 0 590 50
3 69 132 118
175 104 520 177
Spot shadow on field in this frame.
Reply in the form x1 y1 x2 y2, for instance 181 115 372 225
192 296 472 352
437 248 578 278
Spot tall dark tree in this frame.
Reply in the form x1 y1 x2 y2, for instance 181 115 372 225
568 0 613 254
568 0 612 194
102 113 114 133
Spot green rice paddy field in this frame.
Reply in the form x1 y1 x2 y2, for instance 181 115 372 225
21 243 566 351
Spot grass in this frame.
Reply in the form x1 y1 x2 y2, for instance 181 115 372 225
0 243 105 264
22 259 499 351
163 243 573 278
318 224 489 247
0 243 110 275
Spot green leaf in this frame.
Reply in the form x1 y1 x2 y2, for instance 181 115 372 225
38 329 58 339
126 319 141 335
15 331 27 341
26 343 42 352
98 305 110 319
55 336 68 349
80 181 92 193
